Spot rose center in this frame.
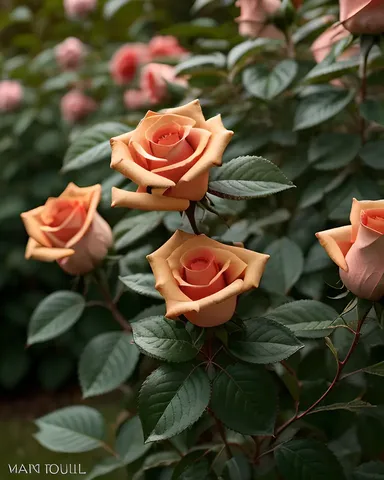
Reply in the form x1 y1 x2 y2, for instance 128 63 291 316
157 131 180 146
190 257 210 271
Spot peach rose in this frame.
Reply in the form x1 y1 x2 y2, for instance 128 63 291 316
148 35 187 58
21 183 112 276
124 89 150 110
55 37 85 71
235 0 285 39
61 90 97 123
110 100 233 212
64 0 97 17
110 44 150 85
311 22 359 64
340 0 384 35
316 198 384 301
0 80 23 112
140 63 187 105
147 230 269 327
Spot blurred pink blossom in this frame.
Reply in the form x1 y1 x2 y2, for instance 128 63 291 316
64 0 97 17
61 90 97 123
235 0 284 39
55 37 85 71
148 35 187 58
140 63 187 104
0 80 23 112
124 89 150 110
110 44 150 85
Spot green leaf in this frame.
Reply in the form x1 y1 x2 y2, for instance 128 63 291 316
308 399 374 415
243 60 298 100
119 273 163 300
292 16 334 44
229 318 303 364
34 406 105 453
298 171 347 209
103 0 134 18
132 451 180 480
360 100 384 126
42 71 78 91
84 458 123 480
175 53 226 76
261 237 304 294
132 316 200 362
139 364 210 442
353 461 384 479
172 451 211 479
227 38 283 70
294 89 355 130
264 300 339 338
303 59 358 85
304 242 333 273
208 156 294 200
116 416 152 463
275 439 346 480
359 140 384 169
62 122 128 172
362 361 384 377
79 332 140 398
28 291 85 345
211 363 277 435
113 211 164 250
308 133 361 170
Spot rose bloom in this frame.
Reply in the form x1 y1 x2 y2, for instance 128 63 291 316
340 0 384 35
0 80 23 112
61 90 97 123
110 99 233 212
110 44 150 85
311 22 359 64
316 198 384 301
235 0 285 39
148 35 187 58
140 63 187 105
55 37 85 71
124 89 150 110
147 230 269 327
21 183 113 276
64 0 97 17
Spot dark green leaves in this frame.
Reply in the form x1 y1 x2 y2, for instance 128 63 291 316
79 332 139 398
175 53 226 76
119 273 163 299
229 318 303 364
308 133 361 170
139 364 210 442
227 38 282 70
353 461 384 479
243 60 298 100
211 364 277 435
294 89 354 130
132 316 201 362
34 406 106 453
113 211 164 250
360 140 384 169
275 439 346 480
362 361 384 377
360 100 384 126
208 156 294 200
28 291 85 345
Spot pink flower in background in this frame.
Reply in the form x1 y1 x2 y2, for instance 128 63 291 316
140 63 186 104
311 22 359 64
340 0 384 34
64 0 97 17
124 89 150 110
235 0 284 39
110 44 150 85
61 90 97 123
0 80 23 112
148 36 187 58
55 37 85 71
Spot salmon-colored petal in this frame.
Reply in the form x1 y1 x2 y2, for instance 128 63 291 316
111 187 189 211
185 294 238 327
175 263 227 301
147 230 195 263
350 198 384 242
165 171 209 201
316 225 353 271
163 99 207 128
20 206 52 247
361 209 384 235
25 238 74 262
180 247 219 285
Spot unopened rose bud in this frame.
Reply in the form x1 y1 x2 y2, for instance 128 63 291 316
61 89 97 123
0 80 23 112
55 37 85 71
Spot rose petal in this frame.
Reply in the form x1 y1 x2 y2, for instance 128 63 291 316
316 225 352 271
350 198 384 242
25 237 75 262
20 206 52 247
361 209 384 235
163 99 207 128
111 187 189 211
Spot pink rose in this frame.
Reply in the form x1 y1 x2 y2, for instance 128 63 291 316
340 0 384 35
0 80 23 112
235 0 285 39
110 44 150 85
148 36 187 58
64 0 97 17
140 63 187 104
21 183 113 276
311 22 359 64
316 198 384 301
61 90 97 123
55 37 85 71
124 89 150 110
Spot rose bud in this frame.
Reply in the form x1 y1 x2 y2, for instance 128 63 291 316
124 89 150 110
148 35 187 58
235 0 285 39
110 44 150 85
0 80 23 112
55 37 85 71
147 230 269 327
311 22 359 64
110 99 233 212
316 198 384 301
64 0 97 18
340 0 384 35
60 89 97 123
140 63 187 105
21 183 112 276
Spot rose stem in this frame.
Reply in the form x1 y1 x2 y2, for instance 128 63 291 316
207 408 232 459
185 201 200 235
359 35 376 143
